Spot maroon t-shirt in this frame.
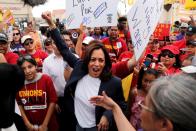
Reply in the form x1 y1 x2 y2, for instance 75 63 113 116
16 74 58 131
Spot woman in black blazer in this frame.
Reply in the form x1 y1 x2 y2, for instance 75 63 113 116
42 12 127 131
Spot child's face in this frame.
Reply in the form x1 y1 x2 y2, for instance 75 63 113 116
21 61 37 81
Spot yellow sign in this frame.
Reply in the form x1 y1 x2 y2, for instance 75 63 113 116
122 73 133 101
164 0 174 4
3 9 15 25
0 7 3 22
184 0 196 9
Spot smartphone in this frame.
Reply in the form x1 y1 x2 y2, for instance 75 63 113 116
144 54 153 67
144 59 151 67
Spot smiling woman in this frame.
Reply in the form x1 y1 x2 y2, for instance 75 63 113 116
42 11 126 131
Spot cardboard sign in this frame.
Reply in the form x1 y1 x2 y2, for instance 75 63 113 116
66 0 118 29
127 0 164 60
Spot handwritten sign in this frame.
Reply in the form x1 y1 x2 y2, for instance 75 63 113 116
66 0 118 29
127 0 164 60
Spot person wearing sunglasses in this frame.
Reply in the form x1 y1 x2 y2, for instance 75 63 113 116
10 28 25 53
16 55 58 131
90 74 196 131
44 38 54 55
0 32 19 64
20 35 48 72
157 45 181 75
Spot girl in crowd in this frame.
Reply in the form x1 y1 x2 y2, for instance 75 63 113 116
129 68 159 130
16 55 58 131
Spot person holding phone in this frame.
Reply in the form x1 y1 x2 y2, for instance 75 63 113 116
157 45 181 75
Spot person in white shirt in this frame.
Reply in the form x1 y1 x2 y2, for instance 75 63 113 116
43 40 72 131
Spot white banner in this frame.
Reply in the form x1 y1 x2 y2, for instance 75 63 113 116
66 0 119 29
127 0 164 60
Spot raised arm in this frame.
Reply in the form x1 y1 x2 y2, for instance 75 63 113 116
41 11 79 68
75 24 86 58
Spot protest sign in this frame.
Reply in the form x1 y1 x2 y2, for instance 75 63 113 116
66 0 118 29
3 9 15 25
127 0 164 60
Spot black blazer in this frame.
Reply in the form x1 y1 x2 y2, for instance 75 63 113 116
51 29 127 131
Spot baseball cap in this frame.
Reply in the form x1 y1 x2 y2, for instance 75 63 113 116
187 40 196 46
0 32 8 43
161 45 180 55
181 56 196 73
180 22 188 28
82 36 94 45
186 26 196 36
21 35 33 44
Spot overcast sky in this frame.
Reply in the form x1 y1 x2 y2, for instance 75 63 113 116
32 0 66 17
32 0 131 18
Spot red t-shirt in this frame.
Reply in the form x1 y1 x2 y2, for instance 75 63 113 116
21 50 48 72
172 38 186 50
145 47 161 59
16 74 58 131
102 37 128 62
4 52 19 64
118 51 133 62
118 30 131 43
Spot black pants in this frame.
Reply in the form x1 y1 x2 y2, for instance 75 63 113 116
56 97 66 131
76 124 97 131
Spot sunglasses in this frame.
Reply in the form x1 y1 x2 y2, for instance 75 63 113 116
161 52 175 58
24 40 34 46
138 100 154 113
13 33 20 36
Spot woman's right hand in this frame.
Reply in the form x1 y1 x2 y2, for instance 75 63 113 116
89 91 117 111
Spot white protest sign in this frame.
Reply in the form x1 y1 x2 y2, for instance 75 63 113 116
127 0 164 60
66 0 119 29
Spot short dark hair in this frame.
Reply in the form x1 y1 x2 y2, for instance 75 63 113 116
82 40 112 81
17 55 37 67
61 30 71 36
137 67 159 90
118 16 127 23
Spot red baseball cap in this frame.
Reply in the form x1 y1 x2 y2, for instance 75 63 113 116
161 45 180 55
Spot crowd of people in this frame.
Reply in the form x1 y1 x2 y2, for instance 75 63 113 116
0 10 196 131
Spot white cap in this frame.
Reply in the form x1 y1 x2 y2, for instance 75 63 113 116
82 36 94 45
21 35 32 44
180 22 188 28
181 56 196 73
181 66 196 73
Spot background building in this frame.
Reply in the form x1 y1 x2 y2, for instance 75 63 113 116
0 0 33 21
